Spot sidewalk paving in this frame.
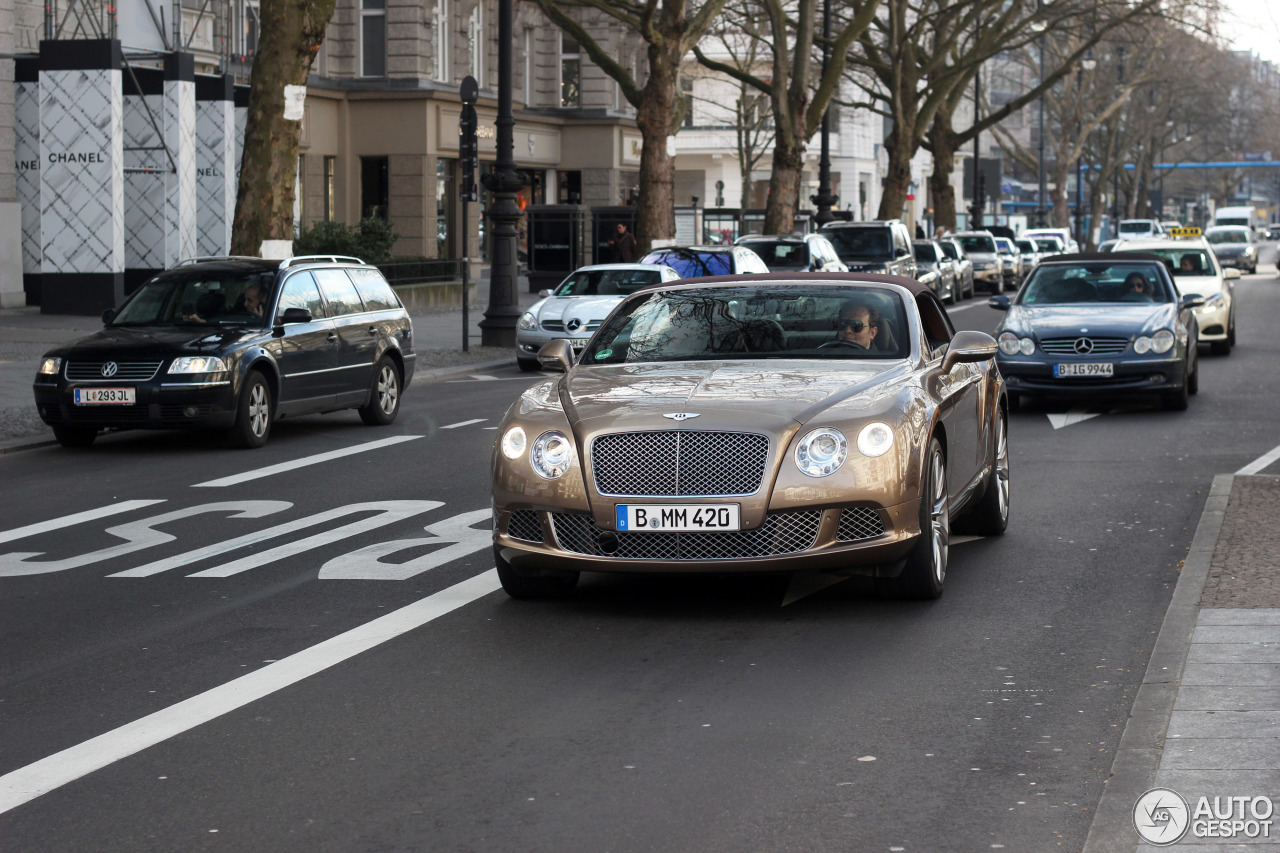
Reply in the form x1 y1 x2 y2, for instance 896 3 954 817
0 272 1277 849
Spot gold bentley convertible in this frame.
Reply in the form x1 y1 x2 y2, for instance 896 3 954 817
491 273 1009 600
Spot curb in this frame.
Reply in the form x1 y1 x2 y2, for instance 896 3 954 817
1080 473 1234 853
0 356 517 457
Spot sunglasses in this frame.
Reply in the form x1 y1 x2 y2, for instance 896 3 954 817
838 319 868 332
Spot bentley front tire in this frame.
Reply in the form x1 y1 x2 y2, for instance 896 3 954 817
494 545 579 599
884 438 949 600
955 410 1009 536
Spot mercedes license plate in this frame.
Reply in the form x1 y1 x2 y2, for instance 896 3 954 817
561 338 588 352
1054 363 1114 378
73 387 136 405
616 504 740 532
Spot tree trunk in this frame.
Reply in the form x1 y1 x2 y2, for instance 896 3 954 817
877 124 915 220
927 118 959 234
230 0 336 256
632 56 679 255
1051 157 1072 228
764 136 804 234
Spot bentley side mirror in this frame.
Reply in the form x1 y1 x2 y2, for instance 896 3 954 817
101 308 115 325
987 295 1011 311
942 330 999 372
537 339 575 372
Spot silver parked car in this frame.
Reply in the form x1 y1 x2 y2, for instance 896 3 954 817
938 237 975 300
913 239 958 304
516 263 682 372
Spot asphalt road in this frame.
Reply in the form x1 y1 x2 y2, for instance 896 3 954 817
1 248 1278 851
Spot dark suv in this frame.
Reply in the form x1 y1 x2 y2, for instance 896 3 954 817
33 256 415 449
818 219 917 278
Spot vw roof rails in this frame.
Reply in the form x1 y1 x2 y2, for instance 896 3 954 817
279 255 368 269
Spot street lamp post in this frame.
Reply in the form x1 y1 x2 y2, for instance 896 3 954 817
1036 33 1047 227
479 0 525 348
970 65 984 229
1073 54 1095 246
810 0 837 227
1110 45 1125 239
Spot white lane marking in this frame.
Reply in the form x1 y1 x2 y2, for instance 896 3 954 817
108 501 442 578
192 436 423 488
0 569 502 815
0 500 166 545
1238 442 1280 476
187 501 442 578
319 509 491 580
947 301 988 314
440 419 486 430
0 502 290 578
468 374 501 381
1046 407 1101 430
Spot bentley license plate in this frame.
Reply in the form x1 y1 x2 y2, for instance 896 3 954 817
73 387 136 405
1054 363 1114 378
616 504 740 532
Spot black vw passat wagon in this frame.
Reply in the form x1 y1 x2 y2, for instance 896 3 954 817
33 256 416 448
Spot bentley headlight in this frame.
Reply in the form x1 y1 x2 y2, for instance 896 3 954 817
38 357 62 375
517 312 539 331
168 356 227 373
795 427 848 477
501 426 526 460
1151 329 1175 354
531 430 572 479
1134 335 1152 354
856 423 895 458
998 333 1020 355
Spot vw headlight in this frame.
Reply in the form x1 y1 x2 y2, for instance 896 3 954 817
1134 335 1152 354
517 312 539 331
1151 329 1175 354
795 427 848 477
500 426 526 460
38 357 62 376
168 356 227 373
530 430 572 479
856 423 895 458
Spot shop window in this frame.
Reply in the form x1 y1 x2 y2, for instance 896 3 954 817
436 159 455 257
362 156 389 220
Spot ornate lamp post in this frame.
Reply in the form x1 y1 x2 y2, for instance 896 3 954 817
479 0 524 348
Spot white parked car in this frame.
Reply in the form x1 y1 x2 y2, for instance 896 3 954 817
516 263 682 371
1115 238 1238 355
1020 227 1079 254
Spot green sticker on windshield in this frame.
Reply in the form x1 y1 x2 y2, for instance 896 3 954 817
595 349 612 359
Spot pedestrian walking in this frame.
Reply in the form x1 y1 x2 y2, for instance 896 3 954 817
609 223 637 263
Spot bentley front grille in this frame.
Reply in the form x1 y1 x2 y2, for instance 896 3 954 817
836 507 887 542
65 361 163 381
591 430 770 497
550 510 821 561
506 509 544 543
1038 337 1129 356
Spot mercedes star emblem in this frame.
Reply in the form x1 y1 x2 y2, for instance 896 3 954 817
101 361 119 377
566 318 582 332
1073 337 1095 354
663 413 701 421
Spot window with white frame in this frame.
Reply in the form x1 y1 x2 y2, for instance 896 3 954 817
560 33 580 108
681 77 694 127
360 0 386 77
468 2 484 86
434 0 449 81
524 28 534 106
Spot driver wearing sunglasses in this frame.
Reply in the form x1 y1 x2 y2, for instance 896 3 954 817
833 299 880 350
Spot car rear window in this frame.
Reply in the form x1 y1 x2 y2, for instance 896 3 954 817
823 228 892 260
742 241 808 270
639 250 734 279
348 268 402 310
958 235 996 253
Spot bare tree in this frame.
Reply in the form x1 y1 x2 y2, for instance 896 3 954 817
692 0 879 233
529 0 731 254
230 0 337 255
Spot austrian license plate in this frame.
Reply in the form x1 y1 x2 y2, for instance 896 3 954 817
616 504 741 533
1053 363 1114 378
73 387 136 405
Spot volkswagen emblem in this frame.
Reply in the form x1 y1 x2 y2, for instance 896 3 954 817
1073 337 1094 354
663 412 701 421
566 318 582 332
100 361 119 378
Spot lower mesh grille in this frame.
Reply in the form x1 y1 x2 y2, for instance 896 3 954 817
551 510 821 560
506 509 544 543
836 507 886 542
